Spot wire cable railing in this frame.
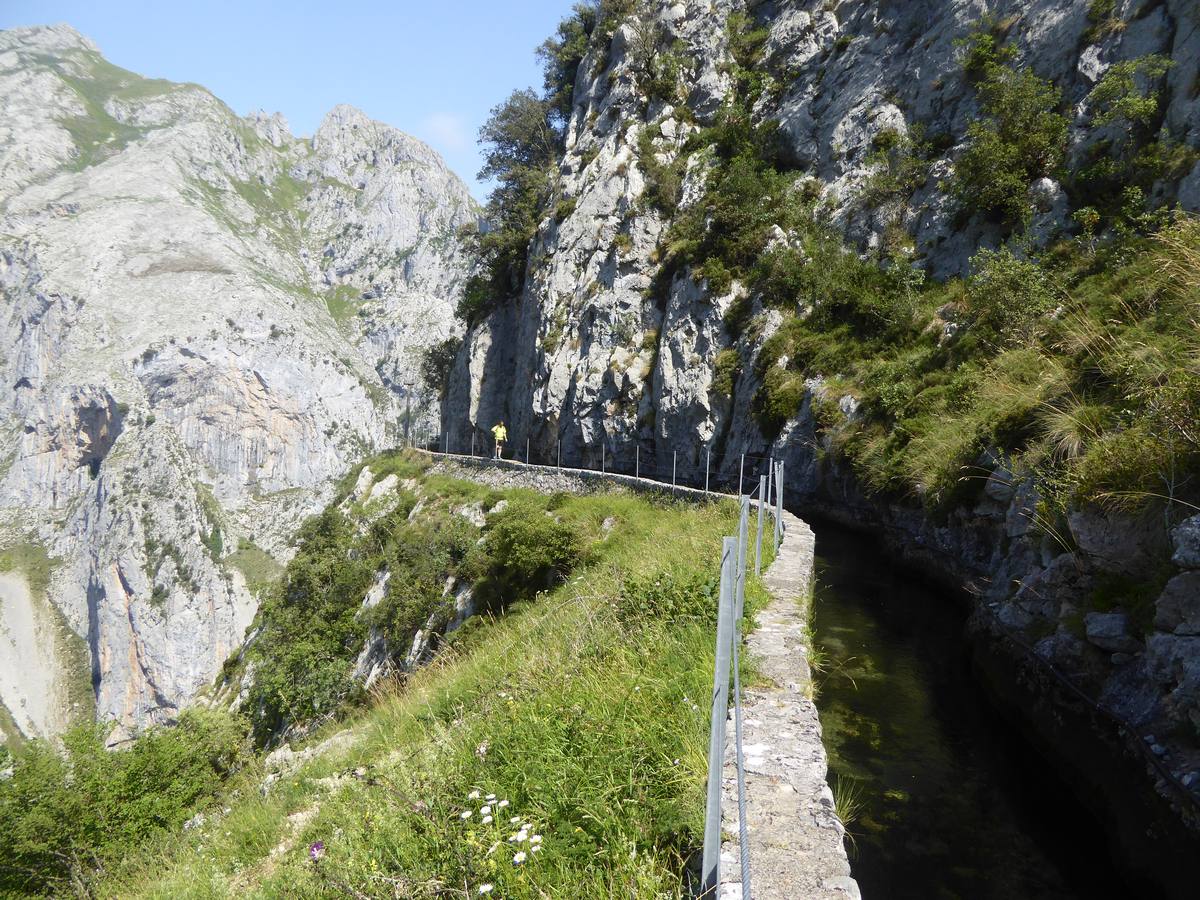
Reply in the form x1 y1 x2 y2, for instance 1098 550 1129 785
422 430 785 899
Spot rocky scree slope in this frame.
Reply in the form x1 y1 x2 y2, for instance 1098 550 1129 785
0 24 479 741
445 1 1200 805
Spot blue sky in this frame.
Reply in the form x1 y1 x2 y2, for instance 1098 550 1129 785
0 0 575 198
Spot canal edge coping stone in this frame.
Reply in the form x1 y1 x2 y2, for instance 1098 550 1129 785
718 508 860 900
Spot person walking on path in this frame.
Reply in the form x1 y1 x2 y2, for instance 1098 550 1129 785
491 421 507 459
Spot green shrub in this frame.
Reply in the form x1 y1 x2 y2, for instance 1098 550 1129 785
1088 55 1174 130
419 336 462 400
953 34 1068 223
1084 0 1122 43
537 2 599 125
698 256 733 294
861 125 932 209
555 196 577 221
711 348 741 397
966 247 1059 346
0 709 247 896
636 125 687 214
478 498 581 604
753 365 807 436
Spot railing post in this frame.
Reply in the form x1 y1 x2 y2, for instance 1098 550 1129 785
736 496 749 618
602 442 605 474
557 439 561 469
755 474 766 576
672 451 677 494
702 537 737 896
766 456 773 517
471 431 475 458
705 448 710 495
775 460 785 550
738 452 744 498
636 445 640 481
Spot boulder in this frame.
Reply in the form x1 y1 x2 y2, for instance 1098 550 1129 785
1145 634 1200 731
1084 612 1141 654
1067 508 1164 575
1172 515 1200 569
1154 572 1200 635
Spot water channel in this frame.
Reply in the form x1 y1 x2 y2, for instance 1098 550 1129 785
809 518 1139 900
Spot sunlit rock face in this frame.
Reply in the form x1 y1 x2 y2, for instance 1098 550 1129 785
448 0 1200 468
0 24 479 737
444 0 1200 769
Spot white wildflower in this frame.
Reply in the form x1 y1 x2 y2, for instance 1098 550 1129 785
482 815 493 824
486 793 496 801
531 844 542 853
460 810 473 820
530 834 542 844
478 885 494 895
498 800 510 808
517 829 529 842
481 805 491 815
468 790 481 800
513 851 527 865
510 816 521 824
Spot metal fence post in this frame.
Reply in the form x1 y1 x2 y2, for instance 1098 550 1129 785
775 460 784 550
636 445 640 481
738 452 744 498
471 431 475 458
706 448 710 495
672 451 677 493
755 474 766 576
766 456 773 516
736 496 749 618
557 439 561 469
602 442 605 474
702 537 737 896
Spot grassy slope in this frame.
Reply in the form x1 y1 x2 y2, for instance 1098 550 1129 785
98 466 771 898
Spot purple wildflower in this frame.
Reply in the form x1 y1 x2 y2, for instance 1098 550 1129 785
309 840 326 862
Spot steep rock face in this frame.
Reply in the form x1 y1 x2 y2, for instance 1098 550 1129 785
449 0 1200 460
445 0 1200 802
0 24 478 738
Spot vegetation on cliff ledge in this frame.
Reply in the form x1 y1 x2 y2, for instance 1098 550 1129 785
1 454 770 897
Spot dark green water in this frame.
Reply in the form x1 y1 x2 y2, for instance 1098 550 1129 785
810 519 1134 900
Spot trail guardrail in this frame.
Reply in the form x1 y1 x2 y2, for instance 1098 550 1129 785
424 443 785 898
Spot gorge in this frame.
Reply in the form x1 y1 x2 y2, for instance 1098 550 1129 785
2 0 1200 896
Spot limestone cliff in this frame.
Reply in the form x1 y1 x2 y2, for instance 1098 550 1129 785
449 0 1200 461
445 0 1200 797
0 24 478 739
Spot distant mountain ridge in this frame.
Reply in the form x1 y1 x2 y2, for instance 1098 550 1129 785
0 23 479 741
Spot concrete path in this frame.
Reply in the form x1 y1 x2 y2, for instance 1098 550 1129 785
719 510 860 900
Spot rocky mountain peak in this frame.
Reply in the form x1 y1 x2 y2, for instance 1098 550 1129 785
0 27 475 739
0 22 99 55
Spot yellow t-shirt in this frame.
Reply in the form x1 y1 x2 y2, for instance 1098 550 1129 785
491 424 507 442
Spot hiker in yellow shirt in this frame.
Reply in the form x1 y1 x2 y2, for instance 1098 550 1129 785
491 421 507 459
